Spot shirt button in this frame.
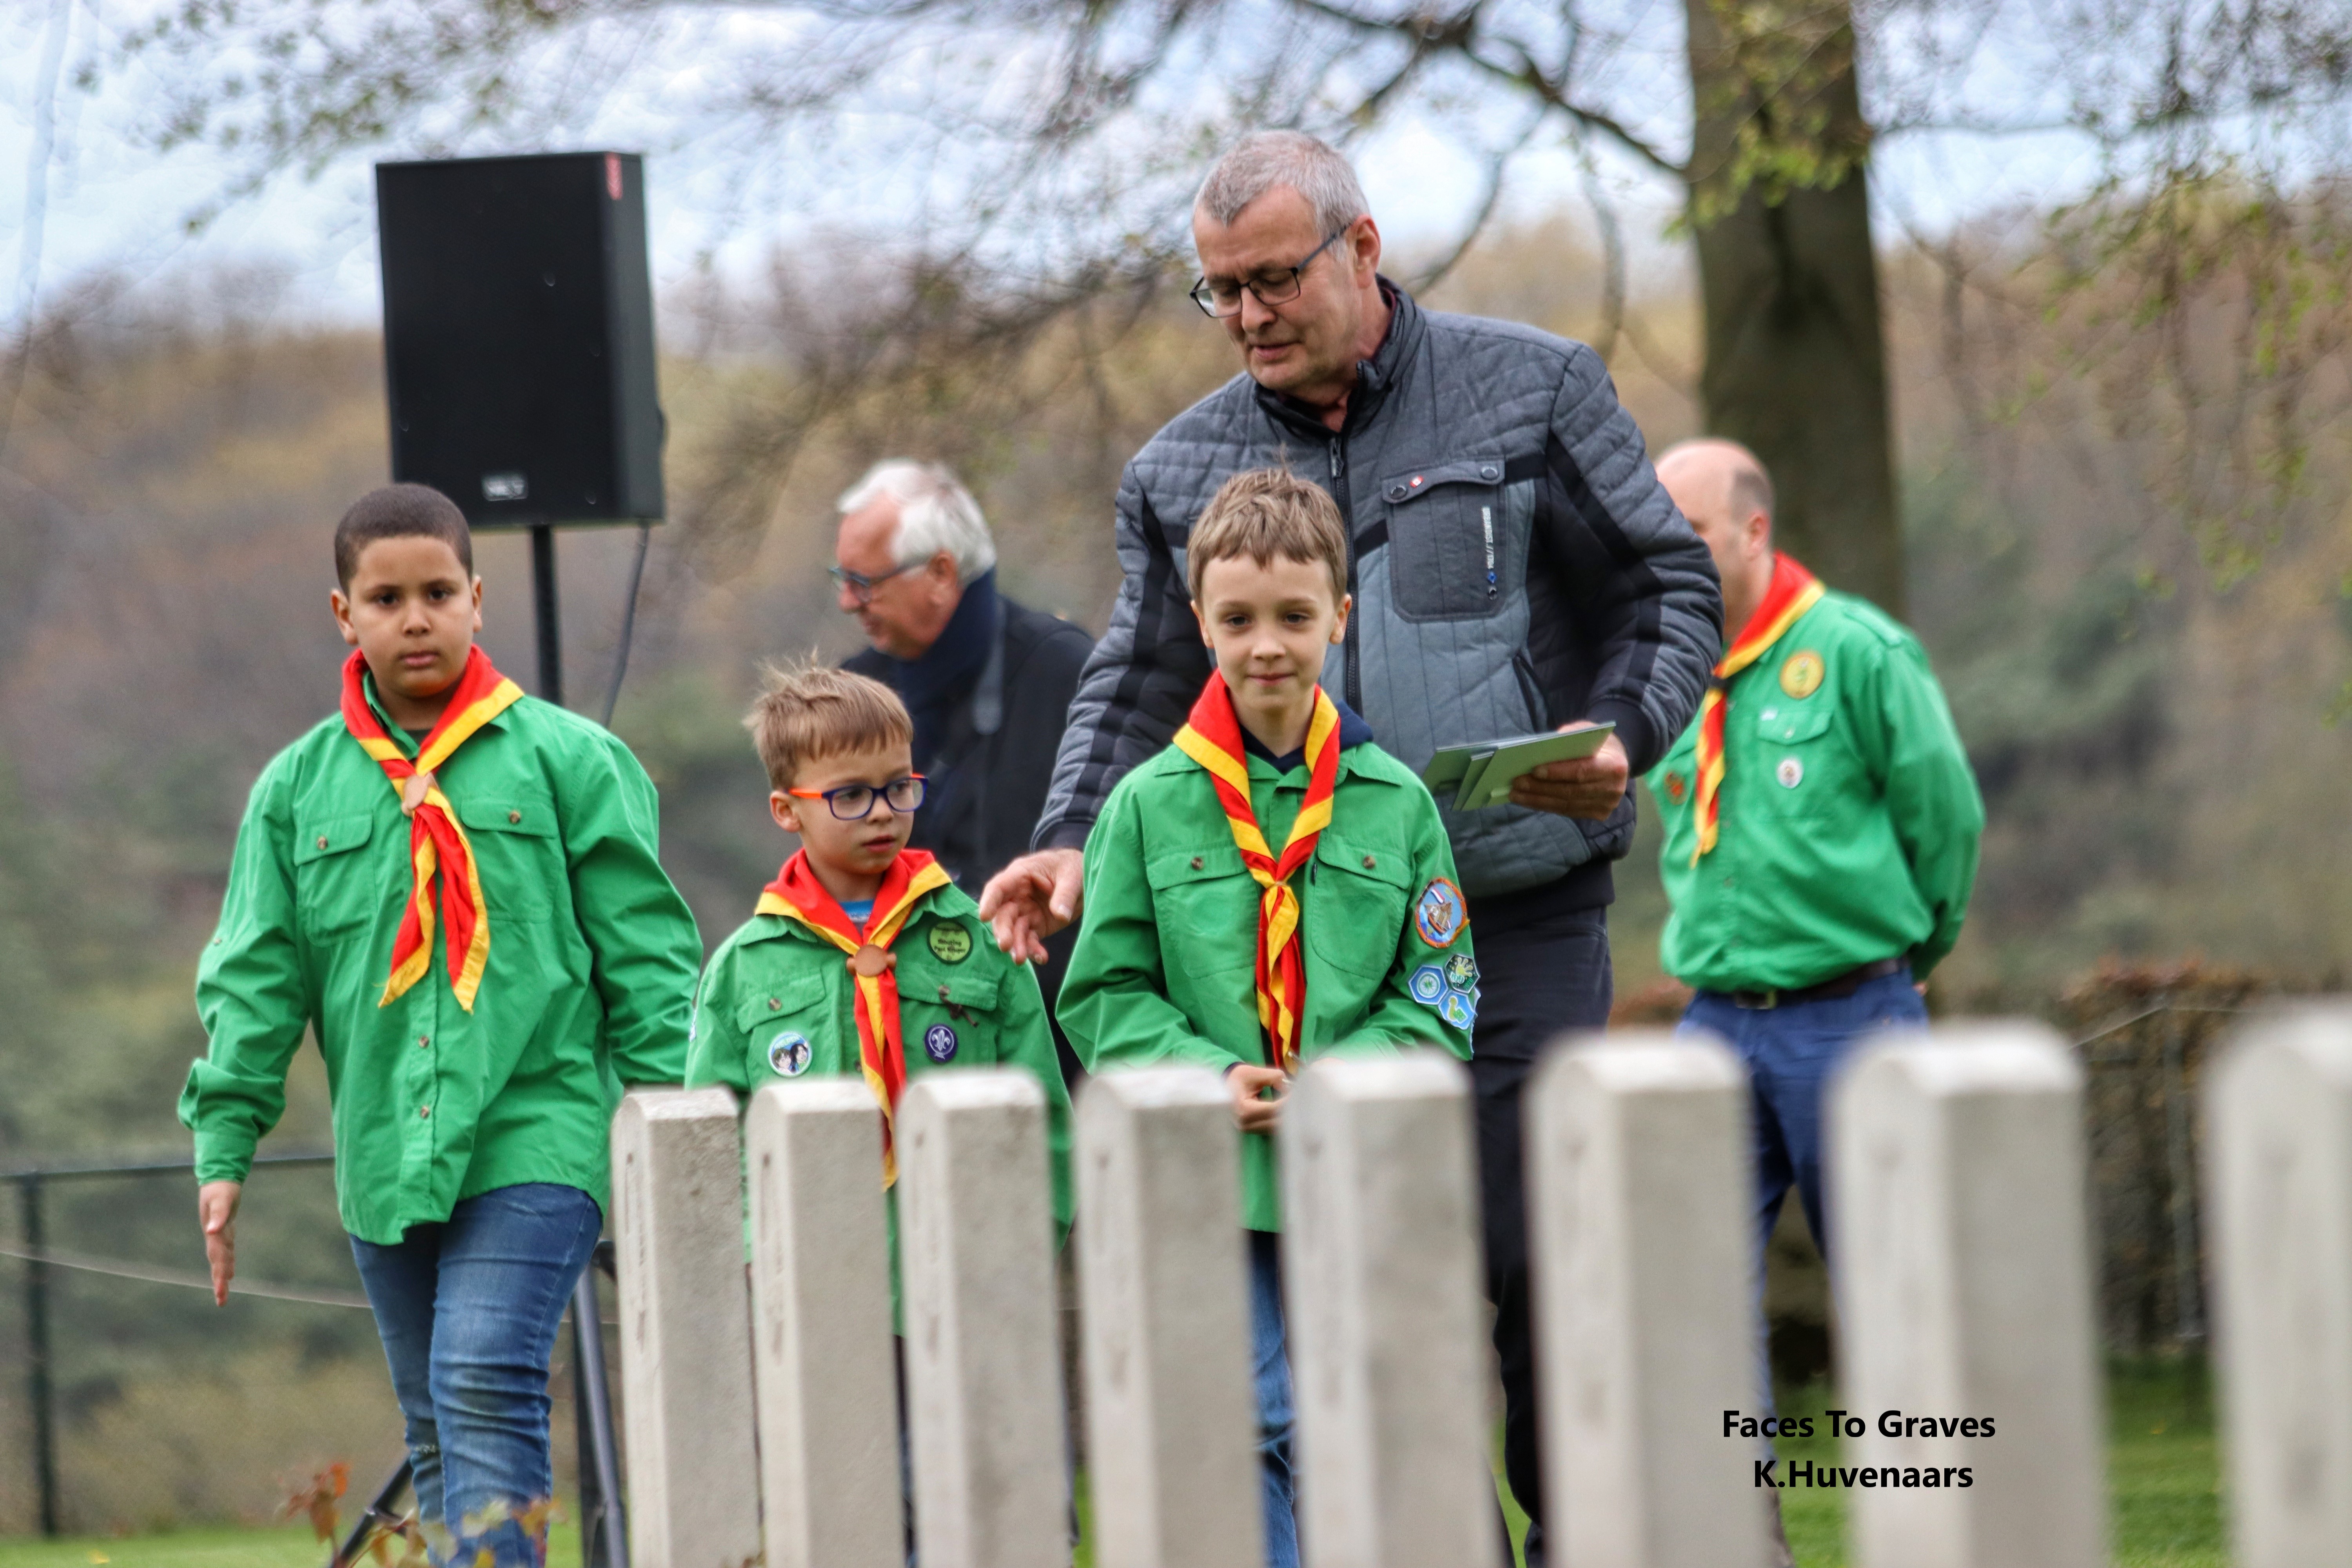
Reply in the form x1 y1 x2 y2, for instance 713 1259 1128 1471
1362 855 1377 869
316 835 329 850
419 1106 431 1119
508 810 522 824
769 997 782 1010
417 1035 430 1049
1191 856 1205 871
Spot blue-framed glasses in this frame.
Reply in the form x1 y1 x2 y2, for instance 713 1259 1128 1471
785 775 928 821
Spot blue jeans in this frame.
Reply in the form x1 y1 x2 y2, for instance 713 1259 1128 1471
1681 968 1928 1410
1248 1229 1299 1568
349 1182 604 1567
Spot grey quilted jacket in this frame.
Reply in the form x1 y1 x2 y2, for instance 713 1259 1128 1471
1034 283 1722 900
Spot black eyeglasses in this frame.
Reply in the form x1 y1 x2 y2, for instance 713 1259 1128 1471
829 561 925 606
1191 229 1348 318
785 775 927 821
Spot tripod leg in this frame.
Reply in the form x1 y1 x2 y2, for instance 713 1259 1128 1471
573 1254 629 1568
332 1457 414 1568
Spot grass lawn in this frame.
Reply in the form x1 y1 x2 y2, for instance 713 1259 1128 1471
1773 1359 2223 1567
2 1361 2221 1568
0 1521 590 1568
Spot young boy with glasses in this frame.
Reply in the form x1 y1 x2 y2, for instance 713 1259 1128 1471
1056 467 1476 1568
684 658 1069 1249
182 483 704 1568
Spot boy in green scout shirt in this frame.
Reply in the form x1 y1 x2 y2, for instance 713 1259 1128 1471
1056 468 1475 1568
683 661 1070 1283
181 484 702 1568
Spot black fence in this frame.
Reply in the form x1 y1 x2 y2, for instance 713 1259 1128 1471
0 1150 626 1561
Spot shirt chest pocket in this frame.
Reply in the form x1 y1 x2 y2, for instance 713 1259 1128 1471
903 961 1004 1067
1144 844 1259 978
736 973 838 1079
292 813 380 937
455 795 560 921
1305 835 1414 978
1749 702 1854 818
1380 459 1533 624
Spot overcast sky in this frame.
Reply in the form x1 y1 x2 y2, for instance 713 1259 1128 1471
0 1 2126 336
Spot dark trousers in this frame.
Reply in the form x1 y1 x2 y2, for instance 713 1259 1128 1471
1466 901 1613 1568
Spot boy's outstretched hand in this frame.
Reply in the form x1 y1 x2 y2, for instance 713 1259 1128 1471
1227 1064 1289 1134
198 1180 242 1306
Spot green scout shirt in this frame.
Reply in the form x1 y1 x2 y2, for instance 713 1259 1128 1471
1057 737 1476 1233
684 877 1073 1322
1644 588 1984 994
181 676 702 1244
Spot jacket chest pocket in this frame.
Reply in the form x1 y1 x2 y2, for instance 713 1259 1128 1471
1380 459 1531 623
456 795 560 921
1304 835 1413 978
292 813 381 937
1145 844 1259 977
737 974 838 1079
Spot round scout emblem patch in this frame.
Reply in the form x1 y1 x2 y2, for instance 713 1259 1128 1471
768 1032 813 1077
1779 650 1824 700
1410 965 1447 1004
1414 878 1468 948
923 1023 959 1063
1663 770 1687 804
1777 756 1804 789
927 922 973 964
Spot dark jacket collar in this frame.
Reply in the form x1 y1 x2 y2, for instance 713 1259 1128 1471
1239 692 1377 774
1254 278 1421 441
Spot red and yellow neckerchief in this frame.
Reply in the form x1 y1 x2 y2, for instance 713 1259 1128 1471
1692 552 1824 863
1171 673 1341 1074
339 646 525 1011
757 849 951 1186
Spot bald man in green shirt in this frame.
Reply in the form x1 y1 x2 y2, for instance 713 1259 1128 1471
1647 439 1981 1563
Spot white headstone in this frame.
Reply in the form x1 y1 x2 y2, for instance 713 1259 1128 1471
897 1069 1066 1568
2205 1005 2352 1567
1831 1025 2105 1568
1281 1052 1498 1568
1076 1066 1263 1568
611 1086 763 1568
745 1079 902 1568
1527 1031 1769 1568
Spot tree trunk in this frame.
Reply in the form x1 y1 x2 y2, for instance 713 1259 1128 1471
1682 0 1903 617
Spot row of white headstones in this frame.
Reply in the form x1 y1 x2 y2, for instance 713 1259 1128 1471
608 1009 2352 1568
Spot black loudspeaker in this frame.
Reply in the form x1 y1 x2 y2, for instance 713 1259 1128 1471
376 152 663 527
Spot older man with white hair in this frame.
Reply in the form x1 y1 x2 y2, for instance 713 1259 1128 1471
832 459 1095 1067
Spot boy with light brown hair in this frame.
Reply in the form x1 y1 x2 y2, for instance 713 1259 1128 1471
684 660 1068 1247
1056 467 1476 1568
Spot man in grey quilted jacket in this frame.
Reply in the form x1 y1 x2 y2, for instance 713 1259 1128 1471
981 130 1721 1562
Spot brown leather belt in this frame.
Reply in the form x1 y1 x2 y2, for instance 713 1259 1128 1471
1720 955 1910 1011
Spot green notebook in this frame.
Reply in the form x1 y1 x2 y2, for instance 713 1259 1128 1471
1420 723 1617 811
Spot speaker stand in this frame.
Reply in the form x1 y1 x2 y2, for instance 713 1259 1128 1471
531 524 564 706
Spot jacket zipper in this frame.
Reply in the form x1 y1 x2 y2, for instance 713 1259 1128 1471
1333 436 1361 710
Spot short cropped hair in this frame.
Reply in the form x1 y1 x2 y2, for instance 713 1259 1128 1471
334 484 473 588
837 459 997 581
745 659 914 791
1187 468 1349 607
1728 454 1776 526
1196 131 1370 238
